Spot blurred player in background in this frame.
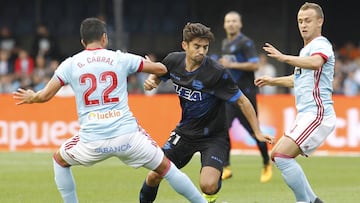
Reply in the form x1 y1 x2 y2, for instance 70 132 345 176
218 11 272 182
255 2 335 203
139 22 274 203
13 17 206 203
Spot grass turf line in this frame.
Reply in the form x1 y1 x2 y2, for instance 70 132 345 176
0 152 359 203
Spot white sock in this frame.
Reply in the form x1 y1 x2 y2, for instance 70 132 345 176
274 157 312 202
53 158 78 203
163 162 207 203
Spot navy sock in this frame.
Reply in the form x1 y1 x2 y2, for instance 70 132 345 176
256 139 270 165
139 180 159 203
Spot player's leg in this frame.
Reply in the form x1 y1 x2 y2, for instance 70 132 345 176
200 134 228 202
239 94 273 183
222 103 236 180
140 156 207 203
240 132 273 184
271 136 311 202
138 130 205 203
53 136 80 203
54 134 112 203
253 133 272 183
245 127 272 183
139 171 162 203
200 166 222 203
155 157 207 203
222 133 232 180
53 152 78 203
274 113 335 202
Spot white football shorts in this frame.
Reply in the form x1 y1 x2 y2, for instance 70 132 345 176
285 112 336 156
59 127 164 170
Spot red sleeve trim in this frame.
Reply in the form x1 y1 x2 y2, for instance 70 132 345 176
312 52 328 62
57 76 65 86
137 60 144 72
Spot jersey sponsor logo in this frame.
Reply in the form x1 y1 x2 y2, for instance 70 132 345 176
95 144 131 153
87 109 122 121
173 83 202 101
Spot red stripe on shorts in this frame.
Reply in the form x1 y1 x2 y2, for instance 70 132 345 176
65 135 80 150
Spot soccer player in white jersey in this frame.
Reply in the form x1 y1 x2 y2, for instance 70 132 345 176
254 3 335 203
13 17 207 203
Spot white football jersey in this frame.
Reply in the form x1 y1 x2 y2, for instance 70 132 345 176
294 36 335 116
55 48 143 142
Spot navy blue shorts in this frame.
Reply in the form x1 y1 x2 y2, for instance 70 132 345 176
162 131 229 172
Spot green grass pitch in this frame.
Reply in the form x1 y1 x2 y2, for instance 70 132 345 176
1 152 359 203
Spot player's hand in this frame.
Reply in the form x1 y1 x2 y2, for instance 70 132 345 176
264 134 275 145
263 43 284 62
13 88 35 105
144 74 161 91
254 76 273 87
143 55 153 63
143 78 158 91
254 132 275 145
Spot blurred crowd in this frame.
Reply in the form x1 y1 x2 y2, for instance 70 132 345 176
1 23 360 96
0 24 175 96
0 25 61 94
333 42 360 96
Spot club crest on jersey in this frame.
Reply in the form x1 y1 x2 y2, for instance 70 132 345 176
173 83 202 101
192 80 203 90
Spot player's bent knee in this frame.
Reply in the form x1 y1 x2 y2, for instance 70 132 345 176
146 171 163 186
53 150 70 167
200 182 219 195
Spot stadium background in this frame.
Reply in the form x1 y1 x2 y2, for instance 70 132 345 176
1 2 359 202
1 0 360 154
1 0 359 76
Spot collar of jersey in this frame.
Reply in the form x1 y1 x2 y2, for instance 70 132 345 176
86 48 103 51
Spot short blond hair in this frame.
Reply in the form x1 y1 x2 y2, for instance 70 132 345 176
300 2 324 18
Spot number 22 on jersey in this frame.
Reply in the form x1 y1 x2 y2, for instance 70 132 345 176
80 71 119 106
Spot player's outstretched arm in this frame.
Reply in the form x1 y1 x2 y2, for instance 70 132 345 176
141 56 167 76
13 77 62 105
263 43 325 70
254 74 294 88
